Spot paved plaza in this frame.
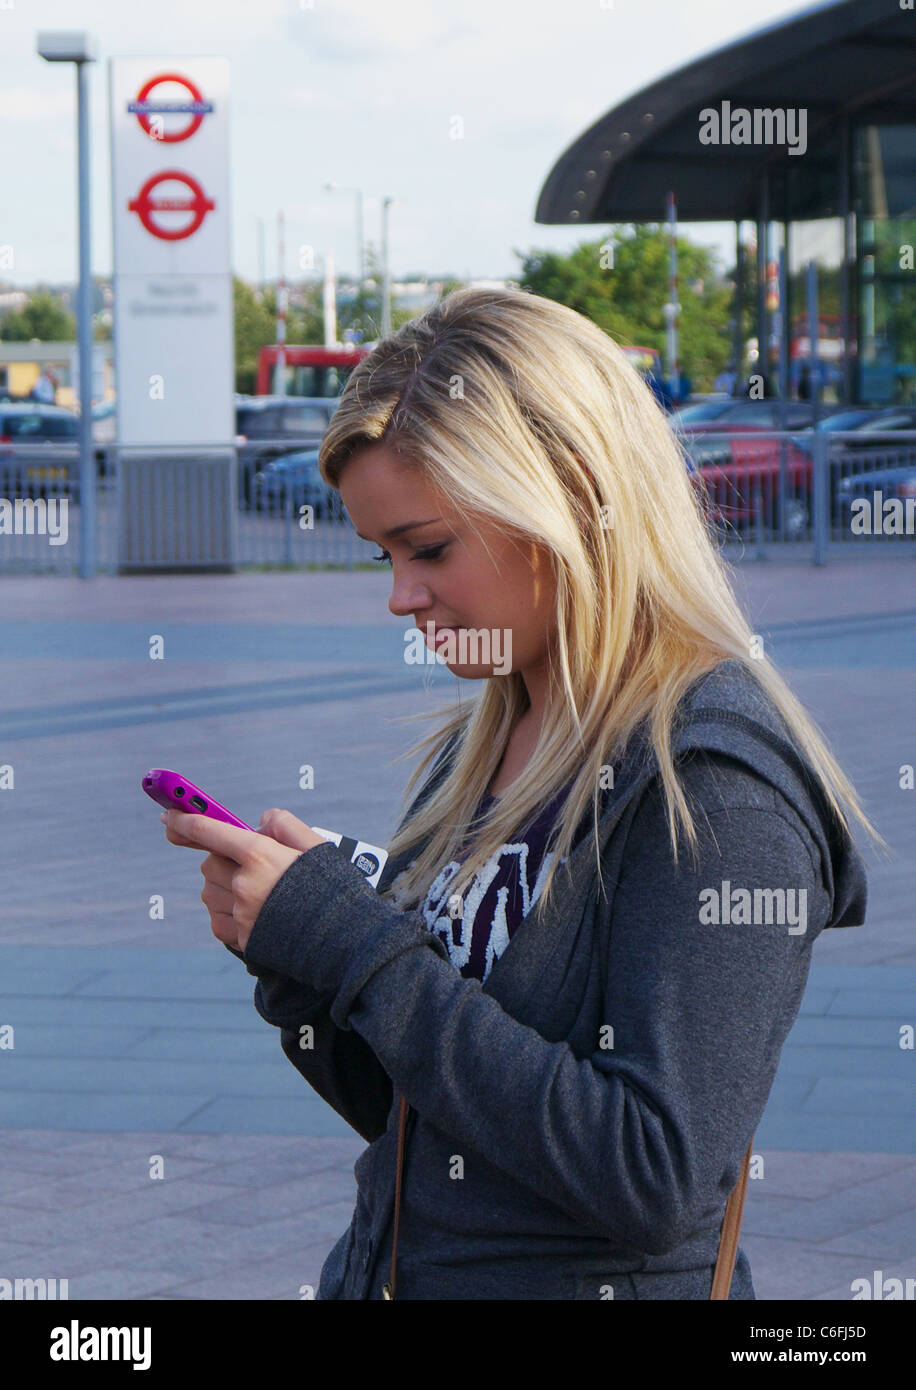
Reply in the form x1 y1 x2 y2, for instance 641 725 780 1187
0 551 914 1299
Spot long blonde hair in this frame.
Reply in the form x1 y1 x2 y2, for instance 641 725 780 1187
318 286 887 916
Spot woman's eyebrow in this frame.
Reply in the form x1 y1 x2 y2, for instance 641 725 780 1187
355 519 441 542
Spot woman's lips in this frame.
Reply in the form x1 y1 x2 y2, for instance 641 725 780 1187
423 623 457 647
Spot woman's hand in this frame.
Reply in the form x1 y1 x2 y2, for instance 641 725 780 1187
161 807 328 953
256 808 326 854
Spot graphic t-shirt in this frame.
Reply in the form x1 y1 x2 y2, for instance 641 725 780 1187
396 781 590 983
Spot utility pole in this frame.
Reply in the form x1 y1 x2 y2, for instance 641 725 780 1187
381 196 393 337
274 209 286 396
665 191 680 398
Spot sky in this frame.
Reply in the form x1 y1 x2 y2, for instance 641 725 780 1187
2 0 822 289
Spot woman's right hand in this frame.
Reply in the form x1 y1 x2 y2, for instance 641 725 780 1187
256 808 329 853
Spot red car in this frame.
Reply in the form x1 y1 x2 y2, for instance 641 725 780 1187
677 401 815 538
691 436 812 538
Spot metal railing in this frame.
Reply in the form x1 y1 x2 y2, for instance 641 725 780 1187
815 430 916 562
1 431 915 574
0 443 108 574
684 429 916 563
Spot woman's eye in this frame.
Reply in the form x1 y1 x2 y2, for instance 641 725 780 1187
371 544 447 567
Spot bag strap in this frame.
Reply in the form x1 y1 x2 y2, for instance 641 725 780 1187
710 1133 754 1299
383 1095 754 1300
381 1095 410 1300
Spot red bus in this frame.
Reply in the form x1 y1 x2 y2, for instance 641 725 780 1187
256 343 373 397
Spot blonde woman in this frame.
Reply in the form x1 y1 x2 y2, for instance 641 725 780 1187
176 287 883 1300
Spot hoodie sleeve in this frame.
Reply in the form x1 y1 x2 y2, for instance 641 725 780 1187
224 733 463 1145
239 750 835 1254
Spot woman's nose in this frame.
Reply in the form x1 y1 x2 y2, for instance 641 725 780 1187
388 579 432 619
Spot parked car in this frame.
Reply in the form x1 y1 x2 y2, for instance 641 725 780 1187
234 395 339 506
253 449 346 519
670 399 740 430
836 459 916 533
675 400 814 464
810 407 880 433
1 395 342 505
674 400 817 537
826 408 916 455
234 395 339 443
788 408 882 459
691 442 813 539
0 401 80 443
675 399 815 439
691 406 916 536
0 402 81 499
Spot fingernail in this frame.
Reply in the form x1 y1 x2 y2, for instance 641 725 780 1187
160 811 168 823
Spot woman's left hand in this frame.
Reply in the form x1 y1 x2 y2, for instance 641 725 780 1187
161 807 327 953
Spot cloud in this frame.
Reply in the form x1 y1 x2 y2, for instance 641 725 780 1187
284 0 480 61
287 87 352 115
0 87 77 123
3 0 289 44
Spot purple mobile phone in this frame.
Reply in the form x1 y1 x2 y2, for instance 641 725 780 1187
142 769 254 831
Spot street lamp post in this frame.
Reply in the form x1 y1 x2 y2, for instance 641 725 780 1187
256 217 265 298
275 209 286 397
37 30 98 580
381 196 393 338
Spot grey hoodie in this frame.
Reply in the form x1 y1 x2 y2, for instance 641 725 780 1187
229 657 868 1299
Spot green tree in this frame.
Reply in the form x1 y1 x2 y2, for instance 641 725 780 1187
285 281 325 346
234 276 279 393
516 225 735 390
0 290 75 342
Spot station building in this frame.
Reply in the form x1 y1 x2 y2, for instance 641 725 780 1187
535 0 916 406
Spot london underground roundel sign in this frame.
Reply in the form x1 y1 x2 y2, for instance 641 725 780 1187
127 169 216 241
127 73 214 143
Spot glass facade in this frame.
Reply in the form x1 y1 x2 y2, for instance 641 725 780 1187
757 118 916 407
854 124 916 406
786 217 845 405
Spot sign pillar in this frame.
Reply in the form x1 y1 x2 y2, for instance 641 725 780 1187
109 58 236 569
